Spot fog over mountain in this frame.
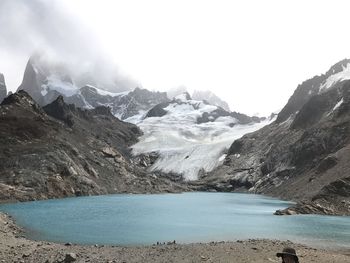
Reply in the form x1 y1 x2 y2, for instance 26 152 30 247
2 0 350 116
0 0 139 93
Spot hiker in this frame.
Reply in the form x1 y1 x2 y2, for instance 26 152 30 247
276 247 299 263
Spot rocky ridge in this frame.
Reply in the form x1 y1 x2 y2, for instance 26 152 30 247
195 59 350 216
0 91 187 202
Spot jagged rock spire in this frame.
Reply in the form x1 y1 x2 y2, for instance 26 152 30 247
0 73 7 103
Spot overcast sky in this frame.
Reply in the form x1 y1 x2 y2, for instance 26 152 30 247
1 0 350 116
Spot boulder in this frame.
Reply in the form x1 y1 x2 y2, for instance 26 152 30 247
101 147 119 158
64 252 77 262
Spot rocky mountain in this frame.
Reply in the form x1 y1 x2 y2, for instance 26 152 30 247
0 73 7 103
131 92 270 181
277 59 350 123
17 55 169 120
196 59 350 216
0 91 187 202
192 90 230 112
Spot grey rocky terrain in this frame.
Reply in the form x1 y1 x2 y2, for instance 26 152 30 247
80 85 169 119
195 59 350 216
0 91 187 202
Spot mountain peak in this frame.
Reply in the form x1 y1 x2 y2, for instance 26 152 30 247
2 90 36 106
277 58 350 123
1 90 45 116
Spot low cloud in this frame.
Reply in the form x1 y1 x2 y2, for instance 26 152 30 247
0 0 138 92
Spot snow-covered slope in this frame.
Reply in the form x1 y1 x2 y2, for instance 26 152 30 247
192 90 230 111
129 94 271 180
319 62 350 92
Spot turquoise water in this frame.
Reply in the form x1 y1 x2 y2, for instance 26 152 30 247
1 192 349 248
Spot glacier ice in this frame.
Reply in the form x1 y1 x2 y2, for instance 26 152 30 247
128 97 271 180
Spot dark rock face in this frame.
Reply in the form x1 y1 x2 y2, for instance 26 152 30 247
0 73 7 103
197 62 350 216
196 108 263 125
117 88 169 119
43 96 76 127
0 92 187 202
145 102 170 118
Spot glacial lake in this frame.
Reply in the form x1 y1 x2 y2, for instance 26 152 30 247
1 192 350 248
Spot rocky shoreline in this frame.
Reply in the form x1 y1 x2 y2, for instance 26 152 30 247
0 212 349 263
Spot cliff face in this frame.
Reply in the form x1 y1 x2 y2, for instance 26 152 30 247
0 73 7 103
196 60 350 216
0 91 187 202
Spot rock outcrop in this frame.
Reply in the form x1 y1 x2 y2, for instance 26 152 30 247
196 59 350 216
0 91 187 202
0 73 7 103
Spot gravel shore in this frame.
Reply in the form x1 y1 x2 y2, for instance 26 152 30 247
0 212 349 263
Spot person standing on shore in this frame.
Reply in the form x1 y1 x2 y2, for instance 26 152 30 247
276 247 299 263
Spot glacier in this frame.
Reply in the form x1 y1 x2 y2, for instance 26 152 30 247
128 95 272 180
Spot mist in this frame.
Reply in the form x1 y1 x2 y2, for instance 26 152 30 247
2 0 350 116
0 0 138 92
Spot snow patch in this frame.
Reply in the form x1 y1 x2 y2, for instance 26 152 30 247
319 63 350 92
333 98 344 111
85 84 129 97
218 154 227 162
41 87 48 96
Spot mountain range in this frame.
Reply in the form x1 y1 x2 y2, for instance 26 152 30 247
1 54 349 216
